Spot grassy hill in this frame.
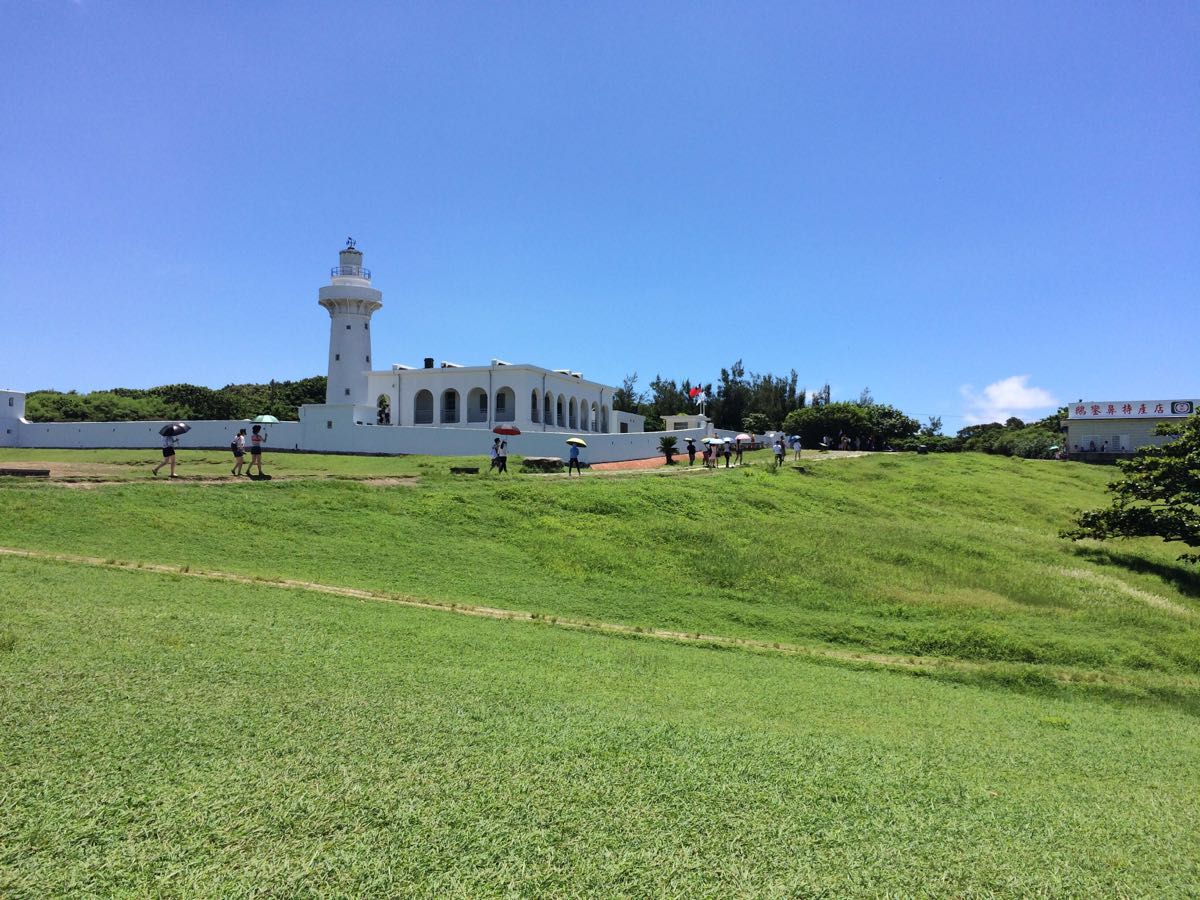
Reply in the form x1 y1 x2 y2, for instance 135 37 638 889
2 449 1198 894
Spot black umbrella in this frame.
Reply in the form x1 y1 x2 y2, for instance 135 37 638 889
159 422 191 438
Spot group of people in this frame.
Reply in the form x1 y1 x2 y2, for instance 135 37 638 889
772 436 802 466
150 424 268 478
686 438 744 468
231 425 268 477
822 433 874 452
680 434 804 470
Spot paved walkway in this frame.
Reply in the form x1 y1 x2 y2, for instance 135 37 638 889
590 449 869 472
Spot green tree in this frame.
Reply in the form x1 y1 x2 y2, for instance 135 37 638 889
613 373 641 413
864 404 920 443
1064 414 1200 563
783 402 870 447
741 412 770 436
712 360 750 430
920 416 943 437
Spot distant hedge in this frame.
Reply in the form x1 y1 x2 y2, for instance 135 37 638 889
25 376 327 423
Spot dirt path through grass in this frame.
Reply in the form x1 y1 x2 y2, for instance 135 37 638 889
0 544 967 668
1 469 419 488
8 543 1190 708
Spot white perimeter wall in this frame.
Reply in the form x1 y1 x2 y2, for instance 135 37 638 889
2 411 737 463
8 419 305 452
298 422 733 462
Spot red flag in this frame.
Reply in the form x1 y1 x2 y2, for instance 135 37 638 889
689 386 700 398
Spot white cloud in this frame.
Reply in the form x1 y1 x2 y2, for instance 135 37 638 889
961 375 1058 425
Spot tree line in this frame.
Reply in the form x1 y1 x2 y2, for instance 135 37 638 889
24 377 327 423
614 362 1065 458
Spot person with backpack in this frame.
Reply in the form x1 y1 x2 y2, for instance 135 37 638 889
231 428 246 476
497 440 509 474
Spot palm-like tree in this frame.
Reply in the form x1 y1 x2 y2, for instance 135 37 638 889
658 435 678 465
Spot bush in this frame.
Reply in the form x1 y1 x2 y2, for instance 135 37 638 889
891 435 961 453
959 423 1059 459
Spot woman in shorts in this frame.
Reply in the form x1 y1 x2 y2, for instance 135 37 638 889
153 434 178 477
247 424 266 477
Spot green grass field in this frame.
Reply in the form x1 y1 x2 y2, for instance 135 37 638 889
2 448 1198 895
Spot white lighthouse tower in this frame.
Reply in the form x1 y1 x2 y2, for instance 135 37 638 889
319 238 383 406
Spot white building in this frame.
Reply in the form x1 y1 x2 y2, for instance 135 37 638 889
662 414 709 432
1065 399 1197 457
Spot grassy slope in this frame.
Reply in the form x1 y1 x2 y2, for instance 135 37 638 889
2 557 1198 896
1 450 1197 706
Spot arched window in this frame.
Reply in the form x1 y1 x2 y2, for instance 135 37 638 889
591 402 599 433
494 386 516 423
568 398 578 429
467 387 488 423
440 389 459 424
414 390 434 425
578 399 589 431
556 396 565 427
600 404 610 433
530 389 540 424
544 392 553 426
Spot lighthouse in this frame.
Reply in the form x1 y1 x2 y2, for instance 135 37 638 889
319 239 383 406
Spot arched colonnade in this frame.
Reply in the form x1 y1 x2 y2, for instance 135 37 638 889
400 385 610 431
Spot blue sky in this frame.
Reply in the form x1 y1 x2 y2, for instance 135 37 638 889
2 1 1196 428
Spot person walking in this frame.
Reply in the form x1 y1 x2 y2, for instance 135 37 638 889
489 438 501 473
498 440 509 474
246 424 267 477
567 442 582 476
792 436 802 461
701 443 711 468
734 440 744 466
152 433 179 477
773 438 785 468
723 441 732 468
231 428 247 476
686 439 696 466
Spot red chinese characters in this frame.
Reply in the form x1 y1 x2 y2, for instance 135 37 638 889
1091 405 1101 416
1074 405 1086 416
1122 404 1133 414
1106 404 1116 415
1138 403 1148 414
1154 403 1164 414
